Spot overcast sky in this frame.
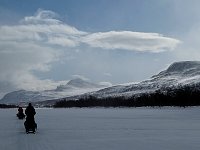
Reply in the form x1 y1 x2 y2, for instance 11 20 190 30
0 0 200 98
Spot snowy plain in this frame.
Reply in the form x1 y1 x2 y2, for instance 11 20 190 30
1 107 200 150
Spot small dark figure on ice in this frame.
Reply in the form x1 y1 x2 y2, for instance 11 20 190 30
24 103 37 133
16 106 25 119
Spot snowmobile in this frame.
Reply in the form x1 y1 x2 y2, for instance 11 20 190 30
16 113 25 119
24 103 37 134
16 107 25 119
24 119 37 134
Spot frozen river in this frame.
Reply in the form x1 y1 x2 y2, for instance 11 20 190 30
1 107 200 150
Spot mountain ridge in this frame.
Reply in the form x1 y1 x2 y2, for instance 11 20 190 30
0 78 109 104
78 61 200 99
2 61 200 106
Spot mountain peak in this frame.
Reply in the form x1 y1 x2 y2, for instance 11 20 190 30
152 61 200 79
166 61 200 73
55 78 103 91
67 78 100 88
67 78 89 86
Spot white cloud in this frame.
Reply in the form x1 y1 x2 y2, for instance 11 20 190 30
9 71 68 91
22 9 61 25
0 9 181 98
48 36 79 47
0 9 84 97
99 82 112 87
82 31 181 52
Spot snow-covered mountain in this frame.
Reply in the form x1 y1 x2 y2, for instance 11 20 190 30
85 61 200 98
55 78 103 91
40 61 200 107
0 78 108 104
2 61 200 105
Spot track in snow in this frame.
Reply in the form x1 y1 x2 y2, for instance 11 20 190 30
1 108 200 150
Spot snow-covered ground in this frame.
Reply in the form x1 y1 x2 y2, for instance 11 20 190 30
1 107 200 150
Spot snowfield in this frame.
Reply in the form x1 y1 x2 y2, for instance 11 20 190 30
1 107 200 150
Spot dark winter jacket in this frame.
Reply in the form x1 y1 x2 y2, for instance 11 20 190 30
25 105 36 119
18 107 23 114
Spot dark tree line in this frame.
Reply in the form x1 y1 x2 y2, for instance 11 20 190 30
54 85 200 108
0 104 17 108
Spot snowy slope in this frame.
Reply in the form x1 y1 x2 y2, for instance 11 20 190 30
2 61 200 105
87 61 200 98
28 61 200 106
0 78 108 104
2 108 200 150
